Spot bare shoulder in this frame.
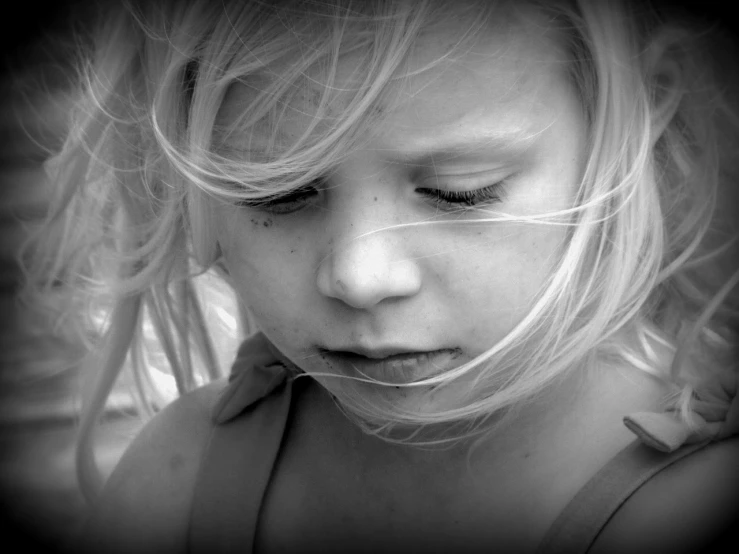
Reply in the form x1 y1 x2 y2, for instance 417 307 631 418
79 378 229 554
591 437 739 554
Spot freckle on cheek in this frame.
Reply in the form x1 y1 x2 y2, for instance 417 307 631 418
250 217 274 228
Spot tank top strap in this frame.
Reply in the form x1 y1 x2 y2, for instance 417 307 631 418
535 438 713 554
187 333 297 553
539 367 739 554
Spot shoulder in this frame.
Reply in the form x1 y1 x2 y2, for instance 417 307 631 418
78 378 229 554
591 437 739 554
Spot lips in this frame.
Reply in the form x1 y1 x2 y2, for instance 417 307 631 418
320 348 462 384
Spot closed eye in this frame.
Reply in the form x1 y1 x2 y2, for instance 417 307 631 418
416 182 505 209
236 182 321 215
236 177 506 215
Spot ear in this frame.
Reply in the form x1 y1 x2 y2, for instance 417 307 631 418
643 28 686 144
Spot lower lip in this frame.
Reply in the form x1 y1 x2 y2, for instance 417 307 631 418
321 349 462 384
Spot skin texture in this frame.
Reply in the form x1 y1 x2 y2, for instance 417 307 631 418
213 16 586 416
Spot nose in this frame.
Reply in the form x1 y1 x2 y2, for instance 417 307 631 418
316 223 422 309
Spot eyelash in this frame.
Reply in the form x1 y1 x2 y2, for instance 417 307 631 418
237 180 505 214
236 184 320 215
415 183 505 208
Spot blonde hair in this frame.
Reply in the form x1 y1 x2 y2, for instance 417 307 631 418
18 0 739 500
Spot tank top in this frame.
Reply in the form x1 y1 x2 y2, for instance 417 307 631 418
187 335 739 553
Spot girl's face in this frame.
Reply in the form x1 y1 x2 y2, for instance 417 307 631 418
214 17 586 410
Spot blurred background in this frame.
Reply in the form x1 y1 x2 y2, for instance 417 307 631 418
0 1 145 550
1 4 244 550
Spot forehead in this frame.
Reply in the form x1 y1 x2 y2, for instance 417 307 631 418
216 11 572 156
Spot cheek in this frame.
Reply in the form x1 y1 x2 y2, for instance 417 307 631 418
452 223 562 287
501 224 565 296
217 215 318 335
444 223 564 333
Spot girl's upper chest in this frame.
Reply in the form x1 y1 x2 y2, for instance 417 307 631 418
254 468 549 553
251 381 635 554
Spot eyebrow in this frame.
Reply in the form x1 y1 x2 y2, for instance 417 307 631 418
379 127 541 165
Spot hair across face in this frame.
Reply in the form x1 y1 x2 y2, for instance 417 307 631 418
193 3 592 430
172 0 735 439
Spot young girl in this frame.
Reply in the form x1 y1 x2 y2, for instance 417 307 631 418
20 0 739 551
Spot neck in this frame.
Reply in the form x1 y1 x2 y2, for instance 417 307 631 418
313 356 668 478
282 359 670 549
